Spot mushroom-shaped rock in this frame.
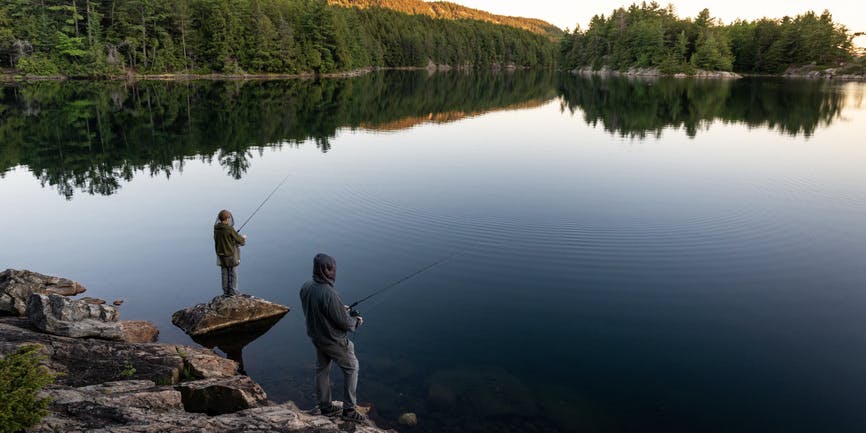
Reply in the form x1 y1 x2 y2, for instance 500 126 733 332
171 295 289 337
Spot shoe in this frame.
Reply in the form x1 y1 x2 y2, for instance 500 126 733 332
341 409 367 422
319 404 341 417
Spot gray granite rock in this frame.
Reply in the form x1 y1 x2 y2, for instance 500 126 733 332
0 317 235 386
4 316 391 433
172 295 289 336
0 269 86 316
175 375 268 415
26 293 123 340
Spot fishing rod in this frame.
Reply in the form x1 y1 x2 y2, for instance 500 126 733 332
348 254 455 316
236 172 292 233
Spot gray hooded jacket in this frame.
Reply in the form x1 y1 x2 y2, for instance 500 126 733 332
299 254 358 347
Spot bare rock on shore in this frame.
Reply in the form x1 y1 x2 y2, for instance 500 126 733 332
119 320 160 343
0 317 235 386
172 295 289 337
26 293 123 340
3 317 392 433
175 375 268 415
0 269 86 315
36 395 390 433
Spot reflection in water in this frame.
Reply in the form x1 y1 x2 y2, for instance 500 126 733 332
0 73 854 199
191 315 285 375
0 70 556 198
558 75 846 138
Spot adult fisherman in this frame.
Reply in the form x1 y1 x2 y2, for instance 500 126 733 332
299 253 366 422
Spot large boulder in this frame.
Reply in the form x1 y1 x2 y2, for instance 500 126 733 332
0 269 86 316
119 321 160 343
26 293 123 340
175 376 268 415
171 295 289 337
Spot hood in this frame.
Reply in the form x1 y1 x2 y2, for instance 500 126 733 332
312 253 337 286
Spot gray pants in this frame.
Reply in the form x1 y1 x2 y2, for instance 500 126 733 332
315 340 358 411
220 266 238 296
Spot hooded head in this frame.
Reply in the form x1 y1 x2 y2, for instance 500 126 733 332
312 253 337 286
217 209 234 227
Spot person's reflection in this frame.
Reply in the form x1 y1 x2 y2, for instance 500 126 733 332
191 315 285 375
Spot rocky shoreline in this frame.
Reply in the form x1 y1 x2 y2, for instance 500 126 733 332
0 269 391 433
571 66 742 79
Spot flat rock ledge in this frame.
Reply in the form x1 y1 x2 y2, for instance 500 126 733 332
1 318 390 433
172 295 290 337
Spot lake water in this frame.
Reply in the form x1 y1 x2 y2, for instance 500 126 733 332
2 72 865 432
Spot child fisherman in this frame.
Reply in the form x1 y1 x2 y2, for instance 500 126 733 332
214 209 247 296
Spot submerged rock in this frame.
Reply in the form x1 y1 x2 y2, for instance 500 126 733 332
398 412 418 426
0 269 86 315
171 295 289 337
26 293 123 340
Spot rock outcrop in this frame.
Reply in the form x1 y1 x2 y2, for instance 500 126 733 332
172 295 289 336
0 317 234 386
572 66 742 79
0 269 86 315
1 317 391 433
119 320 160 343
175 375 268 415
26 293 124 340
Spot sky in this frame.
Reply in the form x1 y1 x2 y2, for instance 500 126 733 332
445 0 866 48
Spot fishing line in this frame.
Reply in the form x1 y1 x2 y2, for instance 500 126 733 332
349 253 455 310
236 172 292 233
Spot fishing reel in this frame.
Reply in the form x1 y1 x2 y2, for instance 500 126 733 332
349 308 361 318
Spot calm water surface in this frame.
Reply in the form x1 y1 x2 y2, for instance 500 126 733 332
2 72 865 432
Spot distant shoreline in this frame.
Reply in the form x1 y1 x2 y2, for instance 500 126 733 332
0 63 534 82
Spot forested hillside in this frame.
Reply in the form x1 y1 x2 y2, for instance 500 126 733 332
0 0 555 77
559 2 855 74
327 0 563 39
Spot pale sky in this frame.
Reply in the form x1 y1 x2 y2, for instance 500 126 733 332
444 0 866 47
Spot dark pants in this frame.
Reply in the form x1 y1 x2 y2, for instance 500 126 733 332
315 340 358 411
220 266 238 296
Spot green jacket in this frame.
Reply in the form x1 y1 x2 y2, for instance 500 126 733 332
214 222 245 267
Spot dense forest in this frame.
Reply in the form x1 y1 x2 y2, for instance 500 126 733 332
0 0 556 77
326 0 563 39
559 2 857 74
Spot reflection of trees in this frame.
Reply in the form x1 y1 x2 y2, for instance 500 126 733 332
0 70 556 198
557 75 846 138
